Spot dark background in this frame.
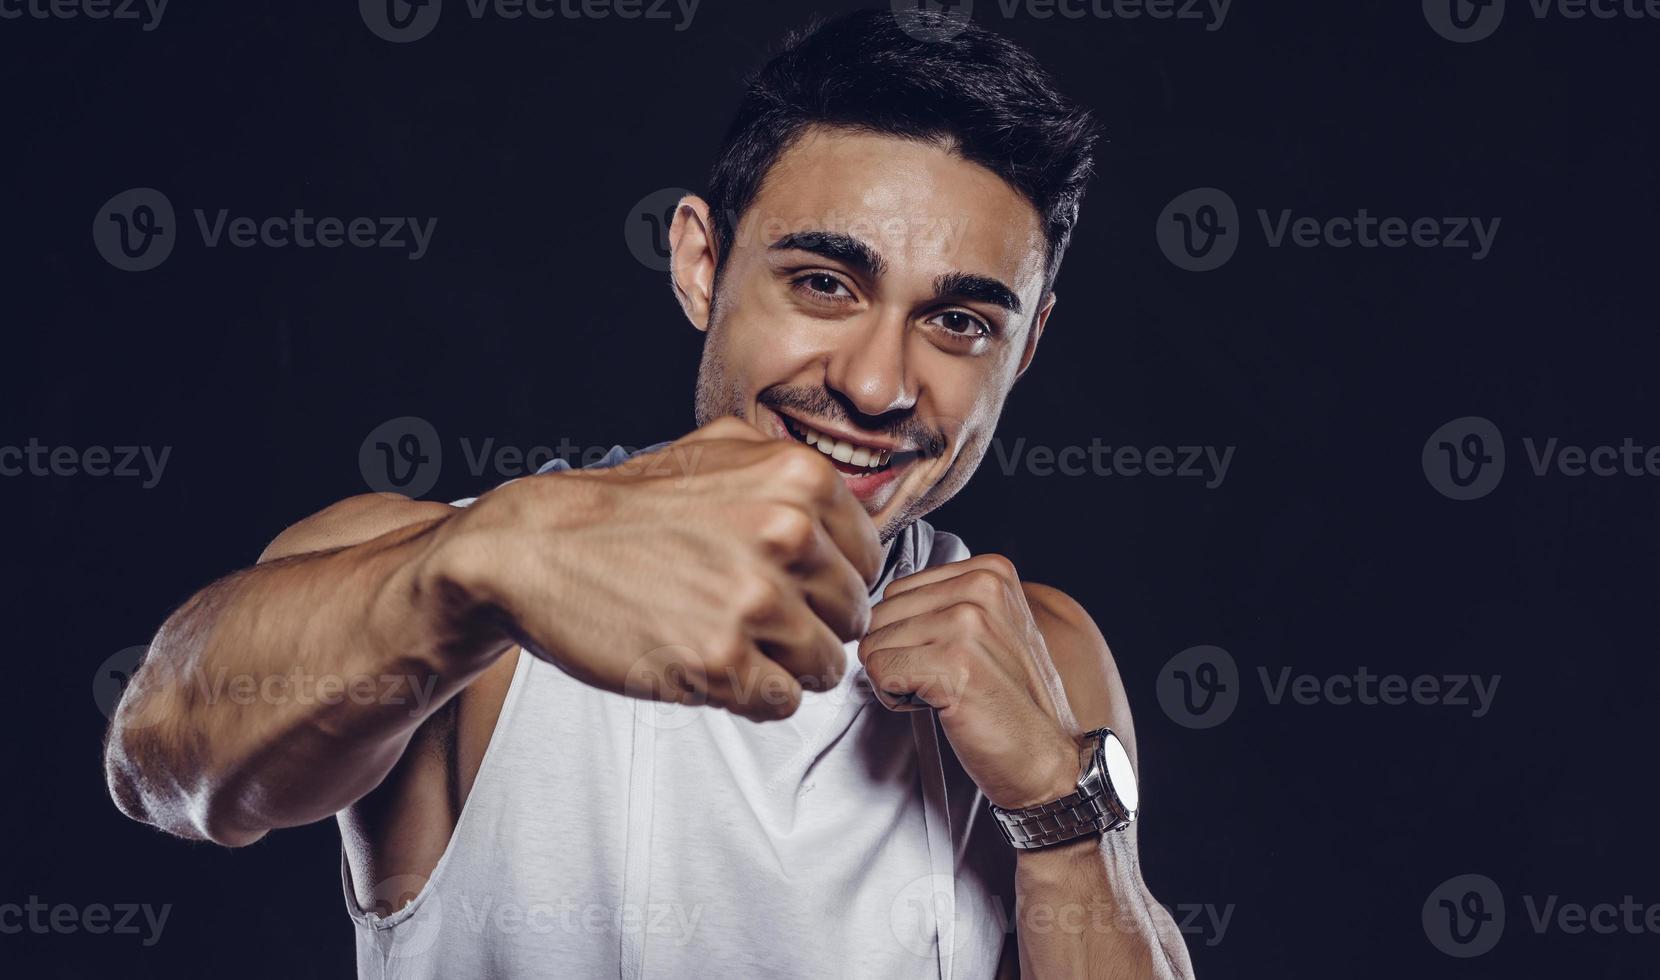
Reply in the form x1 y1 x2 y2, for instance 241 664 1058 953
3 1 1657 976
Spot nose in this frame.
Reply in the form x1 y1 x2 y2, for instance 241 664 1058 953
824 312 917 419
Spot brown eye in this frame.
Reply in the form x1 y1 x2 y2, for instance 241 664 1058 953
934 310 990 337
801 273 851 298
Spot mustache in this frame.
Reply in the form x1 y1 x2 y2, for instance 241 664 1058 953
756 384 949 458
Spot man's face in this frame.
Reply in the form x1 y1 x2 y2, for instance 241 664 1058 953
680 127 1056 542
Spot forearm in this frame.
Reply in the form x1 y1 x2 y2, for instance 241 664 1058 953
104 515 509 845
1014 833 1195 980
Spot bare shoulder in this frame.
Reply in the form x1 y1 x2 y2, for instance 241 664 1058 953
1021 582 1136 757
250 489 518 911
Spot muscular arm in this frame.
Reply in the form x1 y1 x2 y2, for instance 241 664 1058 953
103 420 881 856
1006 583 1196 980
101 493 508 847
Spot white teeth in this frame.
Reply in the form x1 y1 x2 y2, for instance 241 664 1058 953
790 419 891 470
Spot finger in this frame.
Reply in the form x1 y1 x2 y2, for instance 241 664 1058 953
867 578 969 635
858 602 982 665
703 646 805 722
768 447 884 587
862 644 960 712
789 520 873 642
677 415 769 445
880 553 1016 601
752 592 854 692
815 472 884 588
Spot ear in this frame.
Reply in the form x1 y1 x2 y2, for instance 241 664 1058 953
669 194 719 333
1015 291 1057 380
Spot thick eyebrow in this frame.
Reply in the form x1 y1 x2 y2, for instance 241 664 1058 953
769 230 887 280
770 229 1022 316
933 271 1023 316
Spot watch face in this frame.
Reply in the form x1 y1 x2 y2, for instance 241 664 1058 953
1100 732 1139 815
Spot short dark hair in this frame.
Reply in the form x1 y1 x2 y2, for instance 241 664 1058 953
704 8 1101 297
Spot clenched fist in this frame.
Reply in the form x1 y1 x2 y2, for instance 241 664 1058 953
411 417 884 721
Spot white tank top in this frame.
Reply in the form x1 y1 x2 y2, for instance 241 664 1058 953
343 475 1014 979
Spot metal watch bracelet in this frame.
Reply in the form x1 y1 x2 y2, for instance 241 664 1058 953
987 727 1132 850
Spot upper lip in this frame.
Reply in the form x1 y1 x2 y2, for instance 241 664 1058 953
774 408 914 454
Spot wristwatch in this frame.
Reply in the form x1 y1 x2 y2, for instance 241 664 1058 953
988 727 1139 850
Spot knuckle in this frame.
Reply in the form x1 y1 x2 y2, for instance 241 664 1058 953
949 601 987 632
703 635 749 675
729 574 781 625
977 553 1018 581
965 568 1006 602
774 444 837 497
756 505 816 561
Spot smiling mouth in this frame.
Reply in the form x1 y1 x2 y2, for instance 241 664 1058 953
780 416 914 475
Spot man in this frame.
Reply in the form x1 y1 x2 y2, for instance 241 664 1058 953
104 10 1195 978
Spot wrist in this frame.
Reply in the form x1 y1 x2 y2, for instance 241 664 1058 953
995 731 1084 810
391 512 516 673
